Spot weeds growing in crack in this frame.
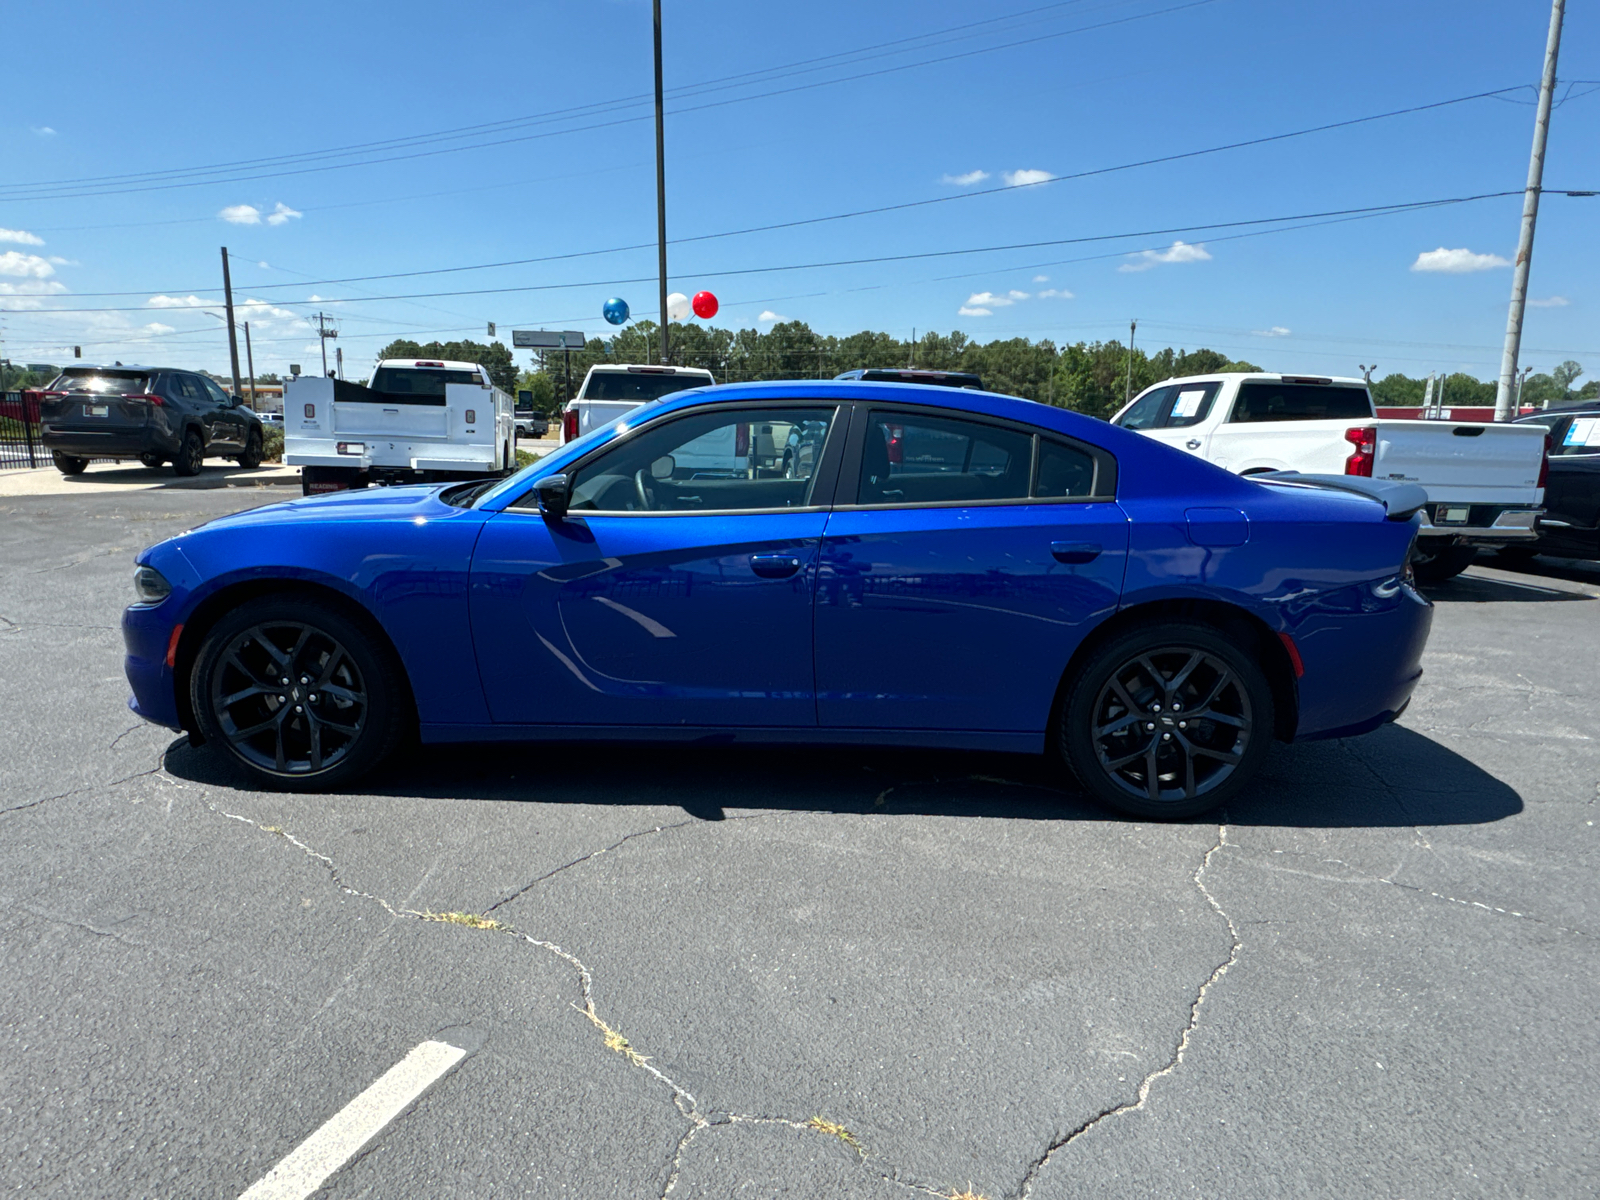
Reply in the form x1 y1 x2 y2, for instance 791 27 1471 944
1016 822 1241 1197
805 1116 865 1158
947 1187 991 1200
417 910 508 931
578 1005 652 1069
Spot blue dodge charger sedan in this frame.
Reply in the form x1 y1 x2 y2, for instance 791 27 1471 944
123 381 1432 818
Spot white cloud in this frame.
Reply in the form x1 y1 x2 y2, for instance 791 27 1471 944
941 169 990 186
757 310 788 323
0 227 44 246
31 126 56 137
1033 274 1049 283
147 294 213 308
0 251 56 278
1002 169 1053 187
0 280 69 304
307 294 325 303
1528 295 1569 308
257 261 271 269
266 202 302 226
1118 240 1213 272
1410 246 1510 273
958 305 993 317
141 322 176 336
220 204 262 224
1252 326 1292 337
964 290 1025 309
1037 288 1074 299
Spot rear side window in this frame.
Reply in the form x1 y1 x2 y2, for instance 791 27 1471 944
1159 382 1219 428
1231 382 1371 422
858 411 1032 505
1035 439 1097 498
583 372 713 403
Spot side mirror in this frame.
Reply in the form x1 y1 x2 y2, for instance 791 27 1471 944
534 473 570 520
231 394 244 407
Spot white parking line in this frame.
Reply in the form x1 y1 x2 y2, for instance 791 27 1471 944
238 1039 468 1200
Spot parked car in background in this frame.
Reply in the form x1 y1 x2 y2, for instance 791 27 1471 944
515 411 549 439
1112 373 1547 583
124 379 1432 820
1503 405 1600 562
834 368 984 389
258 412 284 427
39 364 264 476
558 364 716 444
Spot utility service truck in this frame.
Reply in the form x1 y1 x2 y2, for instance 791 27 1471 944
1112 373 1549 583
285 359 515 495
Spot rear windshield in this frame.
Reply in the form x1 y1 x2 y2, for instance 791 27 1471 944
47 369 151 395
582 372 712 403
1231 382 1372 423
367 366 481 405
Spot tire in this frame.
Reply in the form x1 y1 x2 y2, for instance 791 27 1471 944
172 428 204 476
189 595 408 790
237 429 264 470
52 451 88 476
139 452 165 469
1494 545 1539 566
1056 621 1275 820
1411 542 1476 586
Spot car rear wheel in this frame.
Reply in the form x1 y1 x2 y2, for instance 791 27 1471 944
139 452 165 469
172 428 204 476
1410 542 1476 585
237 429 264 470
52 451 88 476
190 595 407 790
1057 621 1274 819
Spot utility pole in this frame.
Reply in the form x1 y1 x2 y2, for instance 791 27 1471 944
242 321 257 409
335 345 343 381
1494 0 1566 422
220 247 243 399
652 0 670 366
1125 319 1137 402
315 312 338 376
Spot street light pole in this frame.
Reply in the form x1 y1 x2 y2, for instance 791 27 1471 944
1493 0 1566 422
652 0 670 366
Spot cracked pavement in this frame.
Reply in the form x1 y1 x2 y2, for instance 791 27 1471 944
1 490 1596 1198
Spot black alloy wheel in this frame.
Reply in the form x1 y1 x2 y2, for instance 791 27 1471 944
190 596 406 788
52 451 88 476
1059 622 1274 819
139 452 165 469
172 428 204 477
237 428 264 470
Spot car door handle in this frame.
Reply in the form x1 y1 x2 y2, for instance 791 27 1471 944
750 553 803 578
1051 541 1102 564
1186 438 1202 450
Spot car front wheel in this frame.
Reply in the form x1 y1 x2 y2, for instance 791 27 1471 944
1057 621 1274 819
189 596 408 790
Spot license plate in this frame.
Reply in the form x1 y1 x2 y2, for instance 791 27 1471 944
1439 506 1470 525
85 404 109 418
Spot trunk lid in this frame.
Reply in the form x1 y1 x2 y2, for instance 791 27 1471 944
1373 421 1546 504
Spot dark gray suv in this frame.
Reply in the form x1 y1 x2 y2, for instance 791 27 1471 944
39 365 264 476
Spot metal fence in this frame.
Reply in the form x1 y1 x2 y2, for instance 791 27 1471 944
0 392 46 471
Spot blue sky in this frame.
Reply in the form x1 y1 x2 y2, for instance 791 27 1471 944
2 0 1596 383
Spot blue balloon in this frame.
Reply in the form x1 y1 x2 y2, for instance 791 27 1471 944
602 297 630 326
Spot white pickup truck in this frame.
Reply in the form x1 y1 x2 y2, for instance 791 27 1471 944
1112 373 1548 582
286 358 515 495
558 363 716 444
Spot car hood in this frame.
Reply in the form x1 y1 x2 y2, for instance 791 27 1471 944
191 484 473 533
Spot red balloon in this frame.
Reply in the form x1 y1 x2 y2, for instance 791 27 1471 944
691 290 719 319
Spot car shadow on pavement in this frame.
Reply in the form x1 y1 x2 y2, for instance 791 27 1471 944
1423 573 1595 603
160 722 1521 830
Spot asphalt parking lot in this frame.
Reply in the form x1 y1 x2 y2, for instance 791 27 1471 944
2 485 1596 1199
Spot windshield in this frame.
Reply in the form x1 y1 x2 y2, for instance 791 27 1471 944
582 372 712 403
367 366 481 405
47 369 152 395
470 400 667 509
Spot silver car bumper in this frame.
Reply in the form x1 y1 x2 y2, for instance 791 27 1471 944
1416 508 1542 543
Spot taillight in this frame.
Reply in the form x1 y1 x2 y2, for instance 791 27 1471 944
1343 425 1376 477
131 391 165 406
562 408 579 443
734 422 749 457
886 424 904 465
1537 434 1550 490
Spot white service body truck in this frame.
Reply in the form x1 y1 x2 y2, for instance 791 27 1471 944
286 359 515 495
1112 373 1548 582
558 364 716 444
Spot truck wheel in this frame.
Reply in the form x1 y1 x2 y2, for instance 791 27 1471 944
172 428 205 477
1056 621 1274 820
53 451 89 476
1411 542 1477 586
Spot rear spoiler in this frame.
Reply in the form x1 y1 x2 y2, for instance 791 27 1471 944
1252 472 1427 522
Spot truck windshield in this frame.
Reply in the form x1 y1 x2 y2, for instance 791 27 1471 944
46 369 152 395
367 366 481 405
583 372 711 403
1231 383 1372 422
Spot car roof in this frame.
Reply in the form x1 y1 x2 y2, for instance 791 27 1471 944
586 363 715 374
1518 403 1600 419
1144 372 1369 387
375 359 485 372
60 363 174 373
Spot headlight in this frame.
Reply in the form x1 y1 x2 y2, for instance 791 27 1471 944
132 565 172 604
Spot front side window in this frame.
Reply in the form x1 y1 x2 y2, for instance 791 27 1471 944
1231 382 1371 422
858 411 1032 505
1557 414 1600 456
201 377 231 406
566 406 837 513
1117 386 1173 429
